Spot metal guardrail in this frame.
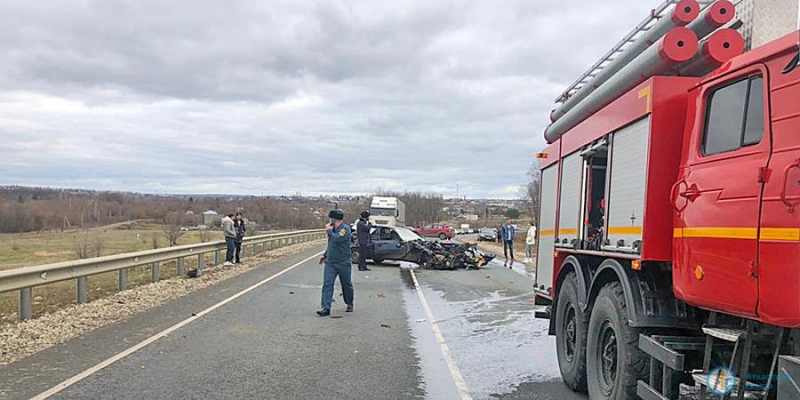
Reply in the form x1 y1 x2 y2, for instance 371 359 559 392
0 229 326 320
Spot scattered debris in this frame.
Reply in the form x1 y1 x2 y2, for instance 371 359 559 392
331 316 343 319
289 292 295 295
380 324 391 328
377 292 387 299
415 319 427 323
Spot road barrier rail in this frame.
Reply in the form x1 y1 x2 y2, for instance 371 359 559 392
0 229 326 320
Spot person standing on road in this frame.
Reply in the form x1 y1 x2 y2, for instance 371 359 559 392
501 218 516 263
222 213 236 266
356 211 372 272
496 224 503 243
317 209 354 317
525 221 536 263
233 211 246 264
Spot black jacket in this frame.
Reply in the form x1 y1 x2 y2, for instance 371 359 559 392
234 220 246 242
356 219 372 245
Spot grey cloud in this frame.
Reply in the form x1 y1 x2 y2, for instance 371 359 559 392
0 0 656 198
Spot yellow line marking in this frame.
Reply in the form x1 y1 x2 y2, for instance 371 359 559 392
760 228 800 242
539 229 555 236
638 85 653 113
673 227 800 242
558 228 577 235
609 226 642 235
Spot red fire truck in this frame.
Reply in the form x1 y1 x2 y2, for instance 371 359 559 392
534 1 800 399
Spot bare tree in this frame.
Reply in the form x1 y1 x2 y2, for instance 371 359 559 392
162 212 186 246
519 162 542 223
92 235 106 257
74 230 90 259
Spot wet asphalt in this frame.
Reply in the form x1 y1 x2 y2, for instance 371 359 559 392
0 244 590 400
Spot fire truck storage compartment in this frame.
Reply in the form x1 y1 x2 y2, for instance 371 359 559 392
535 164 558 293
604 117 650 253
556 152 582 248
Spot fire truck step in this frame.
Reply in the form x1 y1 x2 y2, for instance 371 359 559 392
702 326 747 342
691 372 760 395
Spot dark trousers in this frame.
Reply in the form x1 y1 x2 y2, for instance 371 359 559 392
504 240 515 260
358 243 369 270
225 237 236 263
321 261 354 310
234 240 242 263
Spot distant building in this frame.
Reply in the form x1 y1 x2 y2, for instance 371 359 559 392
203 210 221 226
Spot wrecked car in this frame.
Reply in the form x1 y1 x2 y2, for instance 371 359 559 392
351 224 495 270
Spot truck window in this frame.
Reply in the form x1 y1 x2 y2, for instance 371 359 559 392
702 76 764 155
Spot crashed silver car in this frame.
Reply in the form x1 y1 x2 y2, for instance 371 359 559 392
351 225 495 270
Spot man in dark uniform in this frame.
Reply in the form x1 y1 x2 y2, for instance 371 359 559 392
356 211 372 271
317 209 354 317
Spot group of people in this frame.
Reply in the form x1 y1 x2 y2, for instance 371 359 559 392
221 212 247 266
497 219 537 264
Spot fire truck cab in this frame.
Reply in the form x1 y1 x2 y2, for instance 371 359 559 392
535 24 800 400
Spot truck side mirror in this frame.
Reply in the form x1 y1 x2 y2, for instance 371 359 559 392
784 50 799 74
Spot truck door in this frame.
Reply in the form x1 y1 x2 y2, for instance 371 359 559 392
675 66 769 317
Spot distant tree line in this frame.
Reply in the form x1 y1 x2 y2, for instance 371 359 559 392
0 186 333 234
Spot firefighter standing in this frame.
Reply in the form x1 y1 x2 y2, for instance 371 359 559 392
356 211 372 271
317 209 354 317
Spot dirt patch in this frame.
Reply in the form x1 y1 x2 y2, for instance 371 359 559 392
0 239 324 367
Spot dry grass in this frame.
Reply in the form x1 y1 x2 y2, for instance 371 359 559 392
0 239 325 367
0 222 224 272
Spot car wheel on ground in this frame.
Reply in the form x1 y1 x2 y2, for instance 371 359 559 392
351 249 359 264
372 257 385 265
438 233 447 240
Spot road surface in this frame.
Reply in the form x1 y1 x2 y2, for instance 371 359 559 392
0 245 587 400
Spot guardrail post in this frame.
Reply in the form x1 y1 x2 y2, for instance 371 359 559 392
76 277 87 304
177 257 185 276
151 262 160 283
19 287 32 320
197 254 204 276
214 250 221 265
119 268 128 291
263 242 268 255
252 243 257 256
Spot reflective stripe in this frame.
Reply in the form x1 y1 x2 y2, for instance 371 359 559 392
558 228 578 235
540 229 556 236
608 226 643 235
673 227 800 242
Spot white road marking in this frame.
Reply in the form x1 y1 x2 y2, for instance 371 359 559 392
32 252 324 400
409 268 473 400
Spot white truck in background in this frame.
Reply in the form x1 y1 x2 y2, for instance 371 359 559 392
369 197 406 227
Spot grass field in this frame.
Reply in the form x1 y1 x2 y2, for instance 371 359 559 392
0 221 225 272
0 221 233 321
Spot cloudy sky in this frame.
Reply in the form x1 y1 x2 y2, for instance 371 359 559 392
0 0 656 198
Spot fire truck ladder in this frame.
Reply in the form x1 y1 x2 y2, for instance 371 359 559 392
555 0 717 104
637 312 789 400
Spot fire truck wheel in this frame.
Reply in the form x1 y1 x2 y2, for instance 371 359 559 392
587 282 647 400
555 272 588 393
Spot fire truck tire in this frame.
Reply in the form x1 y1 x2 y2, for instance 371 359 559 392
587 282 647 400
555 272 588 393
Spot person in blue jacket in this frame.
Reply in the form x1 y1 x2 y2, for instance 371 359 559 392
501 218 516 262
317 209 354 317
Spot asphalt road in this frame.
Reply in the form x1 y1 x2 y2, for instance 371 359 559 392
0 245 588 400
